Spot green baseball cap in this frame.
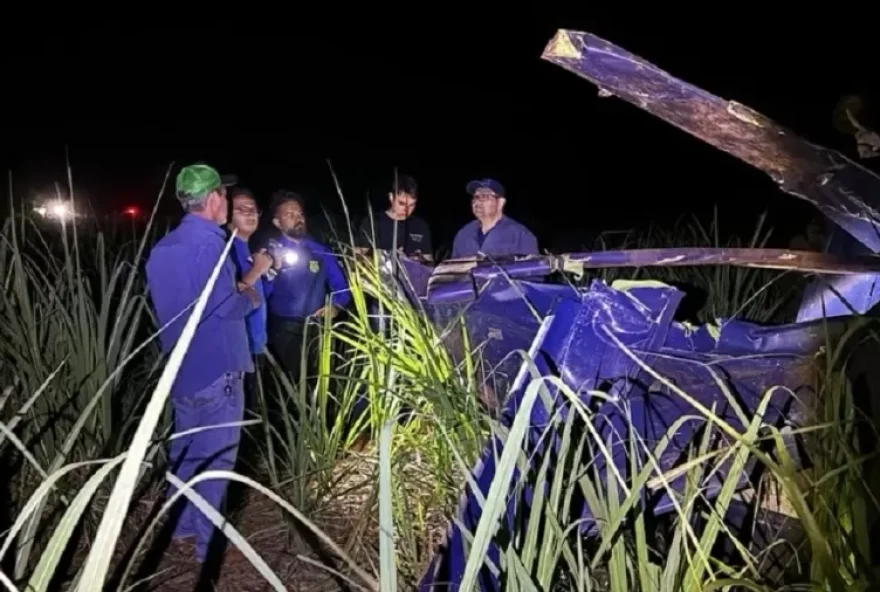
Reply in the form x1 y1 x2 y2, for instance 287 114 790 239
175 164 236 202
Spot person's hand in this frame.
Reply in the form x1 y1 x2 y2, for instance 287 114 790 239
410 250 433 264
252 249 273 274
267 249 285 270
241 250 273 287
313 305 339 319
354 247 372 263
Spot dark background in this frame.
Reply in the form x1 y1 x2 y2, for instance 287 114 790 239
2 10 878 252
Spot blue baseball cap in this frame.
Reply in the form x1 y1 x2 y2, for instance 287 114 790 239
466 178 506 198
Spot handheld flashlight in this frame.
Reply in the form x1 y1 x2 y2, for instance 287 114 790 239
262 239 303 275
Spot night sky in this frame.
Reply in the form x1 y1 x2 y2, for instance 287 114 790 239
2 11 878 253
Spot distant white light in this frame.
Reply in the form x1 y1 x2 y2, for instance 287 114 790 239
50 201 70 218
34 199 74 220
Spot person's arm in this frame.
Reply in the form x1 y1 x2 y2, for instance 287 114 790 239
518 228 540 255
418 220 434 262
451 228 465 259
238 249 272 289
354 216 372 253
327 251 352 310
146 247 191 341
195 240 256 320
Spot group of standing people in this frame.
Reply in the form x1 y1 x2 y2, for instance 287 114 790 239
353 174 539 261
144 162 540 563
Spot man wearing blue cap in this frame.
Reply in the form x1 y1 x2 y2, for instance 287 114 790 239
451 178 539 259
145 163 273 563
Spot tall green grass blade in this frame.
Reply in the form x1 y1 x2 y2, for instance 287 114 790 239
459 375 548 591
26 456 126 592
165 472 286 591
378 419 398 592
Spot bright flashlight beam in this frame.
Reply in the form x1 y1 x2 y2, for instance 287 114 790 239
283 251 299 265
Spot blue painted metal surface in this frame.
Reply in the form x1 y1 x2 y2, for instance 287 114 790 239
539 28 880 323
410 267 828 589
386 28 880 590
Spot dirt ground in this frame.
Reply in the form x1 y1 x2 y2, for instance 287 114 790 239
120 491 361 591
59 447 388 592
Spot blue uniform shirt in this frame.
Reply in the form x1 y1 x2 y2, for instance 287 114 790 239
451 215 539 259
145 214 256 398
229 235 269 355
264 235 352 320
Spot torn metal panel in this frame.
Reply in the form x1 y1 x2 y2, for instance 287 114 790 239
796 272 880 321
419 279 821 590
419 247 880 323
458 248 880 281
541 29 880 257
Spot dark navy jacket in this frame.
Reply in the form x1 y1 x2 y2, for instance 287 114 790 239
451 215 539 259
229 235 268 355
145 214 256 397
264 235 352 320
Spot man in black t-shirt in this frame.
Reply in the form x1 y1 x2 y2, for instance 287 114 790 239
356 174 433 263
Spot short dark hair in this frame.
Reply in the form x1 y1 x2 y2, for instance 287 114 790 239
390 174 417 198
229 186 257 202
270 190 305 217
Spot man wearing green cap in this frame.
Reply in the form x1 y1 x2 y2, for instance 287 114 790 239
145 163 273 563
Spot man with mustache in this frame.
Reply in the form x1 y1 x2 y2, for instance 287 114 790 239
264 190 351 382
451 178 539 259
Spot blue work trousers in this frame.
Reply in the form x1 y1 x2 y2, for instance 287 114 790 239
167 371 244 562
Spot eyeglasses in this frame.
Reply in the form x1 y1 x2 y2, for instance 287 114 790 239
233 207 260 216
472 193 498 202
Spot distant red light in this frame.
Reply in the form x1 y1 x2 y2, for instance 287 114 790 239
123 206 139 216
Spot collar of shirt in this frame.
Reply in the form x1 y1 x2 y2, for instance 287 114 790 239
276 234 324 253
277 234 301 247
475 215 511 237
180 213 226 239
